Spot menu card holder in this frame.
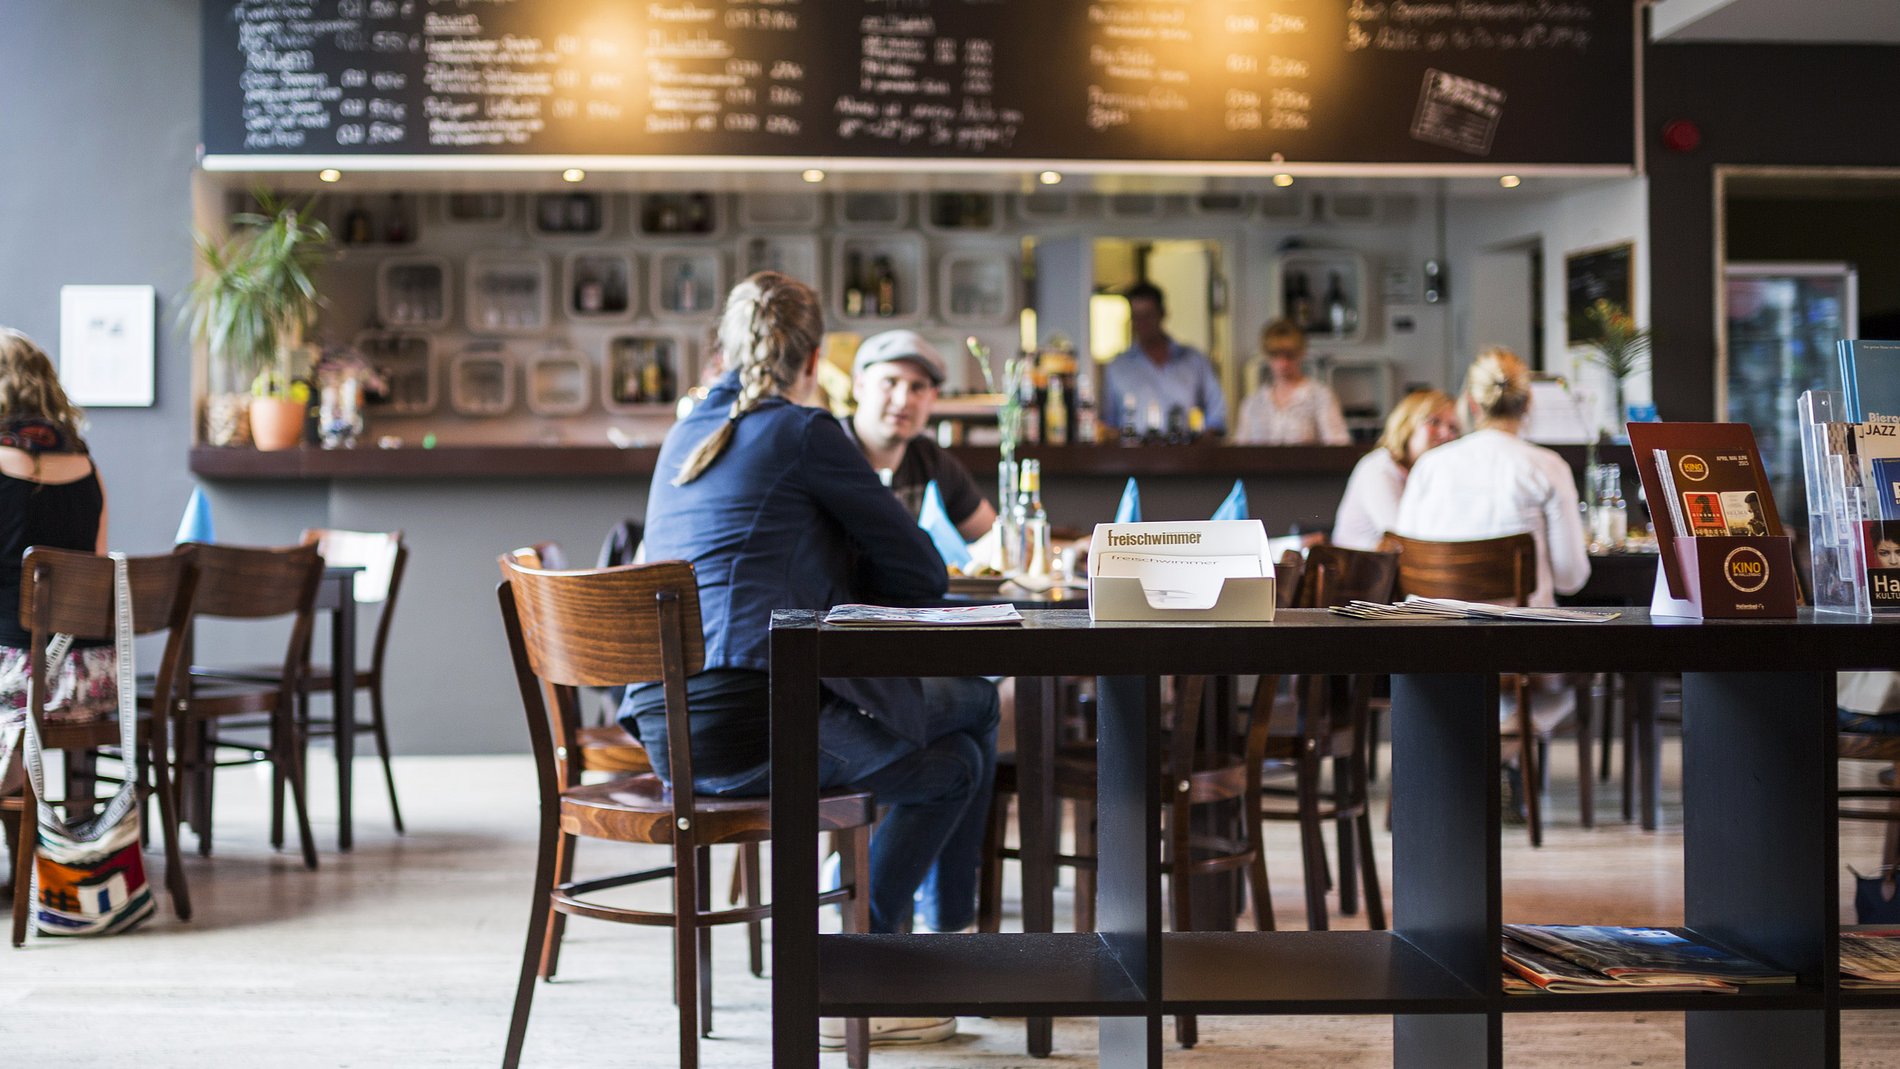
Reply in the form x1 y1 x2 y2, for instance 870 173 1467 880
1087 521 1277 623
1628 421 1797 620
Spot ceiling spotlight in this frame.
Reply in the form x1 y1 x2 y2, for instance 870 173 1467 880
561 168 586 183
801 168 826 183
1272 173 1294 187
317 169 341 183
1499 174 1521 189
1038 170 1062 186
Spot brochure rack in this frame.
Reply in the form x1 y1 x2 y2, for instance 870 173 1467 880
1798 389 1900 615
1627 422 1797 620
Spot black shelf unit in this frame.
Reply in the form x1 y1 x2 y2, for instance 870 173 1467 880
769 609 1900 1068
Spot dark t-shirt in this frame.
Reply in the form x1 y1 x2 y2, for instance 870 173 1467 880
840 421 986 527
1 465 105 648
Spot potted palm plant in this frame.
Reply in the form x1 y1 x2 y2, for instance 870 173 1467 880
1576 298 1652 441
184 191 333 449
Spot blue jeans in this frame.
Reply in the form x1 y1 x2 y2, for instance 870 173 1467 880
661 676 999 935
1840 708 1900 735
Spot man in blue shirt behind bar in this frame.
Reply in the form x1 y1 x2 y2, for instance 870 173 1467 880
1100 280 1228 438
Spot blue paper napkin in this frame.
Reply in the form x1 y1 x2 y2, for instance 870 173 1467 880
175 486 216 544
918 480 972 570
1114 477 1142 524
1211 479 1248 521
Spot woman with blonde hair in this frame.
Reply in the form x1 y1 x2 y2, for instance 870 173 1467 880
1233 319 1351 444
1330 388 1458 550
627 275 995 1042
0 328 110 802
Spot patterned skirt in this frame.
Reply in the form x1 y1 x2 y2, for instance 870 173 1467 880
0 644 120 795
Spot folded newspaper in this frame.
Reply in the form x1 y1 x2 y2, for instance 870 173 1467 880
1329 597 1620 622
823 603 1024 627
1502 924 1794 986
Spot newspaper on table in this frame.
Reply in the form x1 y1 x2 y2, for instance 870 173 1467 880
823 603 1023 627
1329 597 1620 622
1840 929 1900 989
1502 924 1794 986
1501 936 1737 995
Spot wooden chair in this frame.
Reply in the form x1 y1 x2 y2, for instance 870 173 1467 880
1379 532 1593 848
153 542 325 870
1839 731 1900 874
1248 544 1397 931
496 557 874 1069
195 529 409 838
6 547 198 945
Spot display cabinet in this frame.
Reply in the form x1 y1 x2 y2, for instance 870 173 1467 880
437 191 513 229
1274 250 1372 344
1013 191 1098 223
831 233 926 325
376 256 452 329
602 332 692 413
923 192 1002 234
637 192 722 238
356 331 437 416
1317 191 1385 226
835 191 911 229
524 344 593 417
449 346 516 417
528 192 611 238
562 250 637 321
649 247 724 320
739 235 821 288
937 243 1020 327
1105 193 1190 219
466 252 551 335
1258 188 1312 223
739 192 825 231
1191 192 1255 217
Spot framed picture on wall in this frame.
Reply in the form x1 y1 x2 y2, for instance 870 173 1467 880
1565 241 1635 346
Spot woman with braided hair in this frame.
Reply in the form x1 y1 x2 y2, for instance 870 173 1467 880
622 275 996 1028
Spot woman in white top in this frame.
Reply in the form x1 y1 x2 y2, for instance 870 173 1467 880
1394 348 1590 738
1233 319 1351 445
1330 388 1458 551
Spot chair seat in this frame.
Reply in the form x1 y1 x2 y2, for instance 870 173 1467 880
559 774 876 845
1256 696 1355 762
138 676 285 719
191 662 378 690
577 724 653 774
1841 733 1900 761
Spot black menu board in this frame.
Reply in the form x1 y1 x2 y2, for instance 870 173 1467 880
203 0 1634 167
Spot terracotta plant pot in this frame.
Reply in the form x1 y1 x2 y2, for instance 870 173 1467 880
249 396 307 451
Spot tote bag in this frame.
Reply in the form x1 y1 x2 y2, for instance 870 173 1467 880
20 553 155 936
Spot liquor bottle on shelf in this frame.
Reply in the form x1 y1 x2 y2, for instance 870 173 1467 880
1165 405 1187 445
566 193 594 232
873 256 898 317
1020 459 1051 579
1188 406 1206 442
1284 269 1313 329
603 261 627 313
673 261 698 312
575 262 604 314
1043 374 1068 446
844 251 866 317
641 350 676 404
1074 350 1098 443
1018 369 1041 446
1324 271 1352 335
383 193 409 243
1144 401 1165 445
343 198 373 245
1119 391 1140 445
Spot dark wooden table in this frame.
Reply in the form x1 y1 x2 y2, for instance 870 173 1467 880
769 607 1899 1069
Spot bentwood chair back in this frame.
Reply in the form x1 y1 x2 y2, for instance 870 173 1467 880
8 546 198 944
163 542 325 869
496 557 874 1069
1247 544 1397 931
1380 532 1563 846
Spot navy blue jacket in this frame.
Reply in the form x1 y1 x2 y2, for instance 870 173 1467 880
644 373 948 746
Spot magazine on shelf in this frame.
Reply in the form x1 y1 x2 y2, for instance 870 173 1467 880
1502 924 1795 986
1501 936 1737 994
1840 929 1900 989
1329 598 1620 623
1648 446 1778 538
823 603 1024 627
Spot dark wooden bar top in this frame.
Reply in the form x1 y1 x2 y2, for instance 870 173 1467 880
189 442 1634 481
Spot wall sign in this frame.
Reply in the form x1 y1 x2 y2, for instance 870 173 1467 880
202 0 1636 170
58 285 156 408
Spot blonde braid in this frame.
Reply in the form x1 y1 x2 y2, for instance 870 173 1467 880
672 273 823 485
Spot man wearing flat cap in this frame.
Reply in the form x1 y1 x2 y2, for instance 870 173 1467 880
844 329 997 541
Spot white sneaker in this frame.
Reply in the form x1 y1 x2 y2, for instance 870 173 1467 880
818 1016 957 1049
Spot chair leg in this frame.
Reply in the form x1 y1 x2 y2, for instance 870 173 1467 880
1166 801 1196 1049
145 714 192 922
1333 755 1359 915
1355 807 1387 930
367 681 404 835
1073 799 1096 933
501 813 561 1069
696 844 714 1038
1296 757 1330 931
977 790 1007 933
1575 682 1595 831
673 834 701 1069
538 830 576 979
740 843 764 978
11 780 36 946
276 702 320 870
1243 793 1275 933
1517 680 1543 849
1597 673 1616 783
840 826 871 1069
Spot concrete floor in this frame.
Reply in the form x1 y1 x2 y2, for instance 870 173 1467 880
5 747 1898 1067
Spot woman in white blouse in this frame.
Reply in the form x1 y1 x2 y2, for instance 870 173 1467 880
1394 348 1591 737
1330 388 1458 550
1233 319 1351 445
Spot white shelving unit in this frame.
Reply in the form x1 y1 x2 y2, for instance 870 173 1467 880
563 249 638 322
1258 189 1311 223
921 192 1002 235
436 192 513 229
450 346 516 416
356 331 437 416
1317 191 1385 227
1105 193 1190 219
1192 192 1255 217
738 235 822 289
831 232 926 326
1274 250 1373 345
937 242 1020 327
528 192 612 239
466 252 551 335
649 247 725 320
636 193 723 240
525 344 593 417
603 332 693 412
835 191 911 230
1013 191 1097 223
377 256 452 330
739 192 824 231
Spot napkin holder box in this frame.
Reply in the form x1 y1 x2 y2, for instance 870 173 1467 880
1088 575 1277 622
1650 534 1797 620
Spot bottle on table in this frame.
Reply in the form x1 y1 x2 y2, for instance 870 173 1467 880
1018 370 1041 446
994 459 1022 574
1020 459 1051 579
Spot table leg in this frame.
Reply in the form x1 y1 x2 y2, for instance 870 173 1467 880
1096 675 1162 1069
1015 675 1055 1057
770 625 822 1069
332 575 358 852
1627 672 1661 831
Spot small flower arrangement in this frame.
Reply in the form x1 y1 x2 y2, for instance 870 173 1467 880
1576 299 1651 384
965 336 1028 458
312 344 388 396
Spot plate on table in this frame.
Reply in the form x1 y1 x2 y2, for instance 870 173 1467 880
948 574 1011 594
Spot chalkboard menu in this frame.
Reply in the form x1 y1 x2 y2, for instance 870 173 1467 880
203 0 1634 167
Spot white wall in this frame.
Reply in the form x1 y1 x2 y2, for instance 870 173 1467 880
1447 177 1651 432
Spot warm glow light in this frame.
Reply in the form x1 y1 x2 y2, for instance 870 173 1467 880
561 168 586 183
317 169 342 183
1272 173 1294 187
1499 174 1521 189
1038 170 1062 185
801 168 826 183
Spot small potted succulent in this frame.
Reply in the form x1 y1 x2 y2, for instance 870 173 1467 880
184 191 333 449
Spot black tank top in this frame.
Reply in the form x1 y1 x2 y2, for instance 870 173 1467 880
0 464 105 648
